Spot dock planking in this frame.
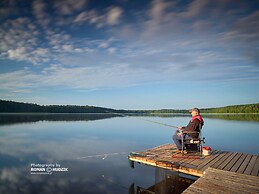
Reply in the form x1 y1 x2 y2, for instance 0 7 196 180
182 167 259 194
128 144 259 177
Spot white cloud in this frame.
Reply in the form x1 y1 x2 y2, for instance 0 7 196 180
106 7 123 25
41 64 146 89
33 48 49 56
74 11 89 23
98 38 117 54
62 44 74 52
0 70 39 91
228 10 259 42
108 47 116 54
6 46 50 65
99 42 109 49
0 16 51 65
73 10 101 25
74 48 83 53
0 62 159 93
1 0 258 96
32 0 45 19
54 0 88 15
149 0 173 21
0 12 98 66
184 0 209 18
1 45 258 96
1 17 37 49
73 7 123 28
32 0 50 28
7 47 27 61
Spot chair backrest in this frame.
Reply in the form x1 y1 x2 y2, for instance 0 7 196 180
197 121 203 131
198 123 203 139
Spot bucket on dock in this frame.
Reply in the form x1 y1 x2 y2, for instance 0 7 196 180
202 146 212 156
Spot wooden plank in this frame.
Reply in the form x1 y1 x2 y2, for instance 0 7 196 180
171 154 192 163
192 177 259 193
230 153 247 172
185 182 223 194
201 172 259 193
236 154 252 174
185 179 236 193
174 151 203 168
158 155 204 176
210 152 231 169
251 157 259 176
216 152 239 170
183 168 259 194
244 155 258 175
197 151 228 171
129 144 259 178
198 151 228 169
190 149 220 167
204 167 259 187
129 144 204 176
191 150 221 170
223 152 243 171
184 152 203 165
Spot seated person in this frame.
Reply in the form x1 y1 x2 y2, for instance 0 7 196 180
172 108 204 152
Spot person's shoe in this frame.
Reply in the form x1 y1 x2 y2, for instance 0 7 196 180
176 150 182 154
175 150 188 154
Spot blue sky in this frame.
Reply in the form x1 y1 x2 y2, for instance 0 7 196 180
0 0 259 109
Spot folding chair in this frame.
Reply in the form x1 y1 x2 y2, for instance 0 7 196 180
180 123 205 158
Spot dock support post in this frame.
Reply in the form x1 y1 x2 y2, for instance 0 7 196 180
129 159 134 168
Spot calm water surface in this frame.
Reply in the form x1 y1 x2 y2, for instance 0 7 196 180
0 114 258 194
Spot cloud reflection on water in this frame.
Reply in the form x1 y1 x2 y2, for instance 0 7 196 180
1 114 259 193
0 116 156 194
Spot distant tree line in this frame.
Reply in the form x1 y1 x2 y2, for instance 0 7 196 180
138 104 259 114
141 109 188 114
201 104 259 113
0 100 117 113
0 99 258 113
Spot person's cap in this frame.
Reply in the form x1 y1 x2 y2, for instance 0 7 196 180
189 107 200 113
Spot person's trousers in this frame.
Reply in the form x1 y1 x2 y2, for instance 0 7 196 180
172 130 191 150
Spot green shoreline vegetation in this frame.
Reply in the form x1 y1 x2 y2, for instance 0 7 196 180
0 99 259 114
0 100 259 122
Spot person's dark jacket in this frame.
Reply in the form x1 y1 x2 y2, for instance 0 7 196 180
182 115 204 138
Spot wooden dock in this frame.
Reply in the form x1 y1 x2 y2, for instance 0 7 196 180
128 144 259 177
183 167 259 194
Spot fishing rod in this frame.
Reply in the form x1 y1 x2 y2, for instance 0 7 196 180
76 152 129 160
106 111 179 129
76 111 179 161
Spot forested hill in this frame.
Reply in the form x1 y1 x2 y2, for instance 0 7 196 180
0 100 118 113
0 99 258 113
201 103 259 113
145 103 259 114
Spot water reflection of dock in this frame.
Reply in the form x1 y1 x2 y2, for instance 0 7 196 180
128 144 259 193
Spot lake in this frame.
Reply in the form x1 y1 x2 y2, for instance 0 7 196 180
0 113 258 194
